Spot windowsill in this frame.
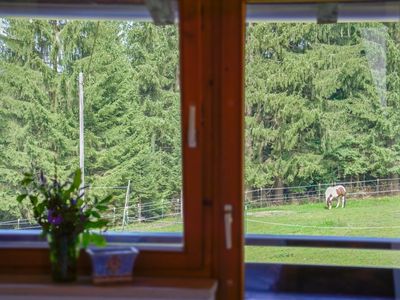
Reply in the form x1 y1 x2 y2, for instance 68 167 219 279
0 241 183 252
0 230 184 252
245 263 397 299
0 275 217 300
2 231 400 254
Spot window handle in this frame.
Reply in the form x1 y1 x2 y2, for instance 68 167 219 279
224 204 233 250
188 105 197 148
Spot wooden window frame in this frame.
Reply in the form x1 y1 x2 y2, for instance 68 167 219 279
243 0 400 298
0 0 248 298
247 0 380 3
243 0 400 254
0 0 207 278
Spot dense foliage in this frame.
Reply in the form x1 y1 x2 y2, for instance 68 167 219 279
246 22 400 199
1 19 400 221
0 20 181 221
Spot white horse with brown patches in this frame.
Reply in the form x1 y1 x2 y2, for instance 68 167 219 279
325 185 346 210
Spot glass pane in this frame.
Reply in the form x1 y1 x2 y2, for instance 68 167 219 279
245 6 400 266
0 18 183 236
245 246 400 268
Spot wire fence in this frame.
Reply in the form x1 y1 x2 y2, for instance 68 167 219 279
0 182 184 231
1 177 400 230
244 177 400 209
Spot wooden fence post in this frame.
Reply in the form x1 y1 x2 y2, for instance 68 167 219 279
377 178 380 194
139 200 142 223
318 183 321 201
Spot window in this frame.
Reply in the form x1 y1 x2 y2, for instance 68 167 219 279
0 0 205 276
245 1 400 269
0 18 184 234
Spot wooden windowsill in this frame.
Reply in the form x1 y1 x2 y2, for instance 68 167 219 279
0 275 217 300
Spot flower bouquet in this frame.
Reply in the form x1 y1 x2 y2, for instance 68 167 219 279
17 167 112 282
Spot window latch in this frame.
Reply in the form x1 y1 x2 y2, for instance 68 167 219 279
188 105 197 148
224 204 233 250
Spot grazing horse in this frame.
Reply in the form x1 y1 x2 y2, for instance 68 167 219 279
325 185 346 210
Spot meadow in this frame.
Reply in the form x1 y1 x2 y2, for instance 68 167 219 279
121 196 400 268
244 196 400 268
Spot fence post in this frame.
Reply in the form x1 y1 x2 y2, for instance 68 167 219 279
245 205 248 234
17 218 20 230
122 180 131 229
180 190 183 220
391 177 394 195
138 200 142 223
318 183 321 201
112 207 116 226
377 178 380 194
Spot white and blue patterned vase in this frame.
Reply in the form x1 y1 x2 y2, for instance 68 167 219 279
86 247 139 284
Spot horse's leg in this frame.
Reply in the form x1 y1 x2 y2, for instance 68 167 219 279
342 196 346 208
327 198 332 210
335 197 340 208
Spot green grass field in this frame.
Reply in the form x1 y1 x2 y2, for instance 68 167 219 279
245 196 400 268
114 196 400 268
245 196 400 237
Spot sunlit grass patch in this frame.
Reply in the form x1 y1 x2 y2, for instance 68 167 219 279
245 196 400 267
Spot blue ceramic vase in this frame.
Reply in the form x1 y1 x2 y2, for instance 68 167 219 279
86 247 139 284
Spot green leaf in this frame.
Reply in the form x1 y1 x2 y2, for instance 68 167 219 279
76 198 84 207
100 195 113 204
80 232 106 248
95 205 108 211
90 211 101 218
37 202 46 216
89 233 107 247
71 168 82 191
81 232 91 248
85 219 108 229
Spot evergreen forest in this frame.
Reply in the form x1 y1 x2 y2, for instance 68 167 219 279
0 19 400 222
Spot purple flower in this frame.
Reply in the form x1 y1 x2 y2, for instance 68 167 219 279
71 198 77 206
47 209 63 225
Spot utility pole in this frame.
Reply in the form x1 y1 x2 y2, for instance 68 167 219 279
79 72 84 197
